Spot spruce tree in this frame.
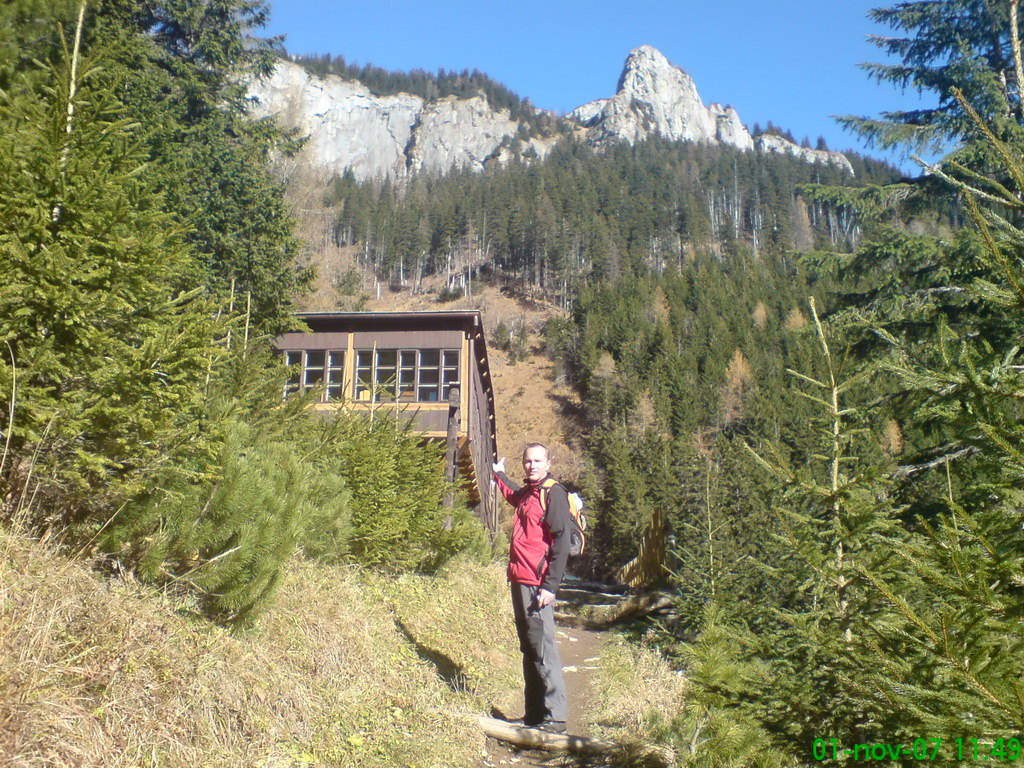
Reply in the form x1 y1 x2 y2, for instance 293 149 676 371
840 0 1024 152
743 300 904 754
849 76 1024 737
0 8 220 522
83 0 309 332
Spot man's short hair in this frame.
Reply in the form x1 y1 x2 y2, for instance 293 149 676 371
522 442 550 460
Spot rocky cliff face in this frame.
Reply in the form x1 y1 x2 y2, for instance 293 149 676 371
247 60 557 180
709 103 754 151
248 46 852 180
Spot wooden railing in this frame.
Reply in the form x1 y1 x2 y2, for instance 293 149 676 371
615 507 668 589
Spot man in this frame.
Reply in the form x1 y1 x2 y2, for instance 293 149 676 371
493 442 571 733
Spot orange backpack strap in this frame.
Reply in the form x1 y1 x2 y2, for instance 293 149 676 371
539 477 559 516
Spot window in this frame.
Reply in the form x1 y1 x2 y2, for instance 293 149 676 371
354 348 460 403
284 350 302 398
441 350 460 401
326 351 345 401
283 350 345 401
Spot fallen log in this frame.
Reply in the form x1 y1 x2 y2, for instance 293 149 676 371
477 716 613 753
556 591 676 630
557 586 625 604
561 578 629 594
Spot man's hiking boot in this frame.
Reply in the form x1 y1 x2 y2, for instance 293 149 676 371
536 720 567 734
502 714 566 734
505 716 539 728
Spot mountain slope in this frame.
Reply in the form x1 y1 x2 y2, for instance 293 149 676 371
248 45 852 180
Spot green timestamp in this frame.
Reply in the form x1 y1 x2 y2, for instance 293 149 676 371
812 737 1024 761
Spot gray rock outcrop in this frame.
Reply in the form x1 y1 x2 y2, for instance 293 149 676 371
754 133 850 170
406 95 520 175
571 45 851 173
247 60 556 180
568 99 608 126
248 60 419 179
709 103 754 151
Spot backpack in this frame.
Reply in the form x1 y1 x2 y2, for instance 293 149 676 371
539 478 587 556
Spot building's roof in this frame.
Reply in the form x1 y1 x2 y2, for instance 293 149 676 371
295 309 482 323
295 310 482 317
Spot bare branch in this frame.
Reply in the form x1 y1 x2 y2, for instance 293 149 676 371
892 446 978 479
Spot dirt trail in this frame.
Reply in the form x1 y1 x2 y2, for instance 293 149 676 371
478 582 620 768
559 625 603 738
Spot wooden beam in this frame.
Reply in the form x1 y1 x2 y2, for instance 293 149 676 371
442 387 461 511
345 332 354 400
476 716 613 754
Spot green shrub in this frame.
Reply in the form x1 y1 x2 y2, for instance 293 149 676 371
437 284 464 302
316 414 488 572
101 417 342 625
490 320 512 351
509 319 529 364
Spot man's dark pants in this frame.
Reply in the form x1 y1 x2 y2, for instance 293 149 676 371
510 582 567 725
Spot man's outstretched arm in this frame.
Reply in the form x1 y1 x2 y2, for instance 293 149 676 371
493 457 520 502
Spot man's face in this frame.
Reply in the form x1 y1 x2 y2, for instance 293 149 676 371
522 446 550 484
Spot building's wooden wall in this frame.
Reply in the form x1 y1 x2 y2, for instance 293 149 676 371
468 332 498 532
273 315 499 536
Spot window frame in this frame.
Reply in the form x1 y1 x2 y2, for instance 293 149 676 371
353 347 461 404
283 349 346 402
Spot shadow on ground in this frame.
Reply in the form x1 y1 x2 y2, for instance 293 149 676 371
393 616 471 693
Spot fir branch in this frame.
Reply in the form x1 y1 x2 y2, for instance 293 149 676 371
914 156 1012 207
0 342 16 483
859 566 941 644
52 1 86 224
951 85 1024 193
939 156 1022 206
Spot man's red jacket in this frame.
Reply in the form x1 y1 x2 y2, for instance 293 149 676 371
495 471 572 592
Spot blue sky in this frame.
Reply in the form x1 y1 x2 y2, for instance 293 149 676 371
263 0 925 170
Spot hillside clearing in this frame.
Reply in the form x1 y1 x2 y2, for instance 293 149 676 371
0 527 516 767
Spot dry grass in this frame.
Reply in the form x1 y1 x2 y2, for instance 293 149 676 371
0 527 520 767
585 635 687 766
373 559 521 717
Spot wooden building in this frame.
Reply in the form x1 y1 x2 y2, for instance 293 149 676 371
273 311 499 534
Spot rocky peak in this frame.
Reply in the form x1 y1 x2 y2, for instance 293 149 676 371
581 45 717 145
617 46 701 111
572 45 853 174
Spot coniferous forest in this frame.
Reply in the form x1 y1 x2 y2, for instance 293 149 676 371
0 0 488 627
552 1 1024 760
3 0 1024 765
